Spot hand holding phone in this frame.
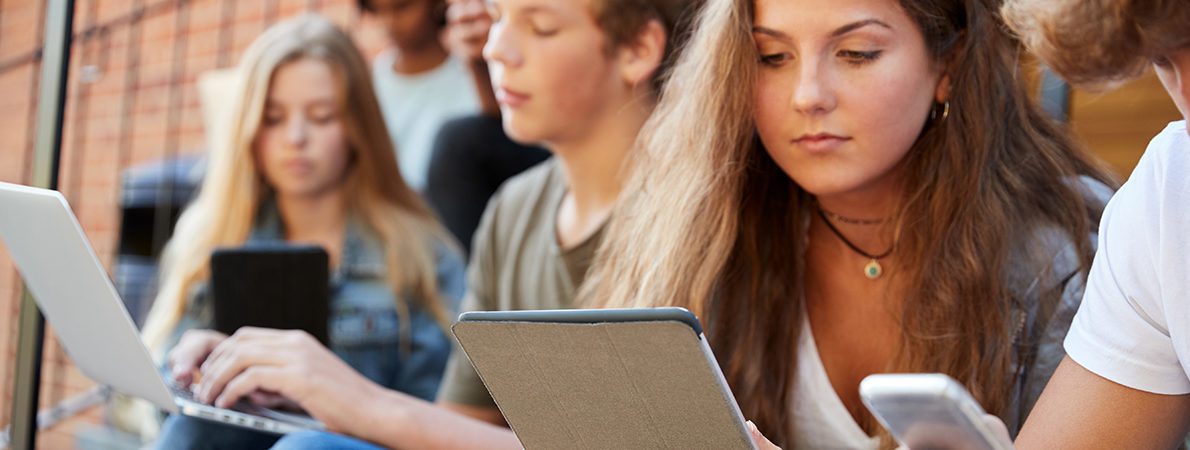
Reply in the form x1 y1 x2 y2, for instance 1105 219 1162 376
860 374 1014 450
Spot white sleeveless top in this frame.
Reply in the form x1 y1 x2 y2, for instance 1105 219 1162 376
790 314 881 450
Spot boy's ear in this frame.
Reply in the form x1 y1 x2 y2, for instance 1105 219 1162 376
617 19 668 88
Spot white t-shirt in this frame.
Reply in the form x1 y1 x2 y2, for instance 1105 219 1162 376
372 50 480 191
1064 120 1190 395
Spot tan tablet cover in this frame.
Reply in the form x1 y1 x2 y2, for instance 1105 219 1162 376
453 320 754 450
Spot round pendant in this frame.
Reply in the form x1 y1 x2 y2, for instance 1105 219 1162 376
864 259 883 279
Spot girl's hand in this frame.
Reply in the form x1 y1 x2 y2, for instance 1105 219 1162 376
192 327 385 434
748 420 782 450
167 329 228 386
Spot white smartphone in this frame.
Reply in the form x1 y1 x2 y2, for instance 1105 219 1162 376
860 373 1014 450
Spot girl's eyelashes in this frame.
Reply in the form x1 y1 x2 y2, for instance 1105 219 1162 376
1153 55 1173 68
838 49 883 65
759 52 791 67
263 113 284 127
754 38 789 67
307 104 339 124
309 113 338 125
752 46 884 67
262 109 338 127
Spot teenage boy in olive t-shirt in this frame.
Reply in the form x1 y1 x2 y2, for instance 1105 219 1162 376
437 159 604 408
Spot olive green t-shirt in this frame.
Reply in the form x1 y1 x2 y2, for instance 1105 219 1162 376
436 159 604 408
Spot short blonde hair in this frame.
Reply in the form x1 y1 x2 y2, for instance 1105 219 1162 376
1002 0 1190 86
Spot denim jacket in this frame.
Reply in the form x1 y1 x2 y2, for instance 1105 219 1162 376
169 202 466 401
1001 176 1114 435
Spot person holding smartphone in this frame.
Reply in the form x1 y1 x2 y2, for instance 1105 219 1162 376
582 0 1116 448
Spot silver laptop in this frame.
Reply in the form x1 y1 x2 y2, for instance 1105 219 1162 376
0 181 323 434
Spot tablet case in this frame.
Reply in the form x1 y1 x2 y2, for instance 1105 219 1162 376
210 245 330 345
452 318 754 449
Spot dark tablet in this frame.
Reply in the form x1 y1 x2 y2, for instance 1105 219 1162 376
210 245 330 345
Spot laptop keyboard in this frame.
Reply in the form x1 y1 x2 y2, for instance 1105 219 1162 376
166 379 198 402
165 378 325 432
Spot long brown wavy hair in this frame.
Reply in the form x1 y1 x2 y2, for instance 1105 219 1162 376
582 0 1115 446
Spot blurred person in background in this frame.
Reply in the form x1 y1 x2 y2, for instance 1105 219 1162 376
358 0 480 191
140 14 465 450
581 0 1116 448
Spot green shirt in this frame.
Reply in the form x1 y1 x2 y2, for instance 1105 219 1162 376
437 159 604 408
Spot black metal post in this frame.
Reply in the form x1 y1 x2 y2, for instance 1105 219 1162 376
10 1 76 448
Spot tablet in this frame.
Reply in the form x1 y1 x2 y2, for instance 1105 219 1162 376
210 245 330 345
452 307 755 450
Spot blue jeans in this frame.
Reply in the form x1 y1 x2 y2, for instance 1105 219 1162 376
153 414 280 450
270 430 386 450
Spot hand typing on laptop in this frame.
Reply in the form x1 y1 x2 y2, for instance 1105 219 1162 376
167 329 296 411
170 326 391 436
168 329 227 387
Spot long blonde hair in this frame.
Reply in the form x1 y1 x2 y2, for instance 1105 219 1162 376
583 0 1114 446
142 14 453 352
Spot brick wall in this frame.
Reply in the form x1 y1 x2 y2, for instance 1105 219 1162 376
0 1 389 448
